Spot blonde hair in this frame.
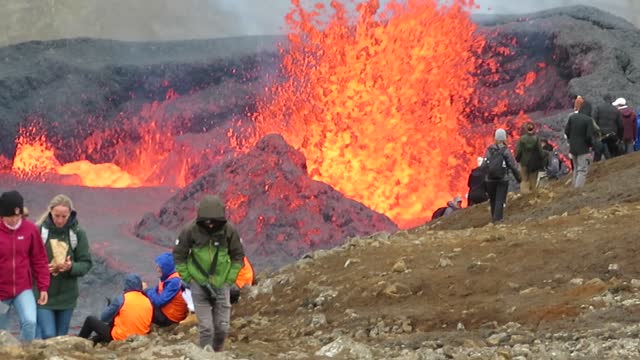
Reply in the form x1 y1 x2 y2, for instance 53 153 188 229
37 194 74 225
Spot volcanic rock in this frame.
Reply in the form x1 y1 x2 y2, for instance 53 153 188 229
134 134 398 269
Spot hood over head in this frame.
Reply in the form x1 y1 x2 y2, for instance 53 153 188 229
124 273 143 292
155 252 176 279
197 195 226 222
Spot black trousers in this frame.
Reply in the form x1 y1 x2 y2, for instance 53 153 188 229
485 180 509 222
78 316 113 343
152 307 176 327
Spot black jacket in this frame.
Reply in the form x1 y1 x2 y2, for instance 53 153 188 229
593 103 623 139
565 102 595 156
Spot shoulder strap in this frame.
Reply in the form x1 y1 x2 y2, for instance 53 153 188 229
41 227 49 245
69 229 78 250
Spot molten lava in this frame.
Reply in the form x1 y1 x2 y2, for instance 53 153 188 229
254 0 501 228
11 126 143 188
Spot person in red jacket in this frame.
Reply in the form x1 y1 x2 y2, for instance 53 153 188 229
0 190 50 341
613 98 638 154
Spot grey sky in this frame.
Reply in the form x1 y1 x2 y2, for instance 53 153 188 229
0 0 637 46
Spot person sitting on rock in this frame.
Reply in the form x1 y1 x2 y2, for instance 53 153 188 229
78 273 152 344
144 252 189 327
467 157 488 206
443 196 463 216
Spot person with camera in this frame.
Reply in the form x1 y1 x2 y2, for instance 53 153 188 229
173 195 244 352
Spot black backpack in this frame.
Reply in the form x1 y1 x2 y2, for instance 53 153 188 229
486 147 507 180
431 207 447 220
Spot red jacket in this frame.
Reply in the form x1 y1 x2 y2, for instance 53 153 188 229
0 219 50 300
620 107 638 142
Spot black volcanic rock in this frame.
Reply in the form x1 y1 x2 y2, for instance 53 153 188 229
134 134 398 269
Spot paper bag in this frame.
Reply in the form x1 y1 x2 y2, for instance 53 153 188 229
49 239 69 266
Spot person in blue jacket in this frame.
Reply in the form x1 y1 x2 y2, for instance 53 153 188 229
144 253 188 327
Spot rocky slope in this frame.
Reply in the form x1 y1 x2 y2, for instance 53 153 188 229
5 146 640 359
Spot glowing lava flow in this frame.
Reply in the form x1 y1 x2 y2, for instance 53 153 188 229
254 0 492 228
11 128 143 188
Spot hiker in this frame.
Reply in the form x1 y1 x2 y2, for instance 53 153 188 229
35 194 92 339
515 122 545 194
565 100 595 187
443 196 463 216
143 252 189 327
173 195 245 352
483 129 522 223
593 94 624 158
0 191 50 342
78 273 152 344
230 256 255 305
467 157 489 206
613 98 637 154
540 139 562 180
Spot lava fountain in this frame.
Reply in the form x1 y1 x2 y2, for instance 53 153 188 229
254 0 501 228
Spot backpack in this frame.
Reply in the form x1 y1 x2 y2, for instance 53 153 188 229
546 151 561 179
431 207 447 220
41 227 78 251
526 139 544 172
486 147 507 180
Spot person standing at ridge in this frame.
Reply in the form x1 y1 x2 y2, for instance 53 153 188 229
565 100 595 187
613 98 638 154
35 194 92 339
483 129 522 223
515 122 545 194
0 190 50 342
173 195 245 352
593 94 624 158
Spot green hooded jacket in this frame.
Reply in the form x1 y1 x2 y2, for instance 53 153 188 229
515 133 544 169
173 195 245 288
36 212 92 310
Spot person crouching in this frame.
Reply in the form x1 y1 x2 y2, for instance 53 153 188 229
144 252 188 327
78 273 152 343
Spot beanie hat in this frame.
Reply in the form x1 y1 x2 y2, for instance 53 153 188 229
494 128 507 142
0 191 24 217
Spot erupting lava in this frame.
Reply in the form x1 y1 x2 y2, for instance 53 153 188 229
254 0 496 228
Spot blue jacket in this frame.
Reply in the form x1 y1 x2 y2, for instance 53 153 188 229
101 274 144 323
144 253 183 308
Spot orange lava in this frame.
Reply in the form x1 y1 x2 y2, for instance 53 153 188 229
11 126 143 188
254 0 494 228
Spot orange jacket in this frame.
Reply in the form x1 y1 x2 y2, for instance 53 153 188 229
111 291 153 341
158 272 188 323
235 256 255 289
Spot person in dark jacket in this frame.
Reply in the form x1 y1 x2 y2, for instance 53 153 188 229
593 94 623 158
467 157 488 206
78 274 152 344
565 101 595 187
35 194 92 339
613 98 637 153
515 122 544 194
483 129 522 223
144 253 188 327
173 195 245 352
0 191 49 342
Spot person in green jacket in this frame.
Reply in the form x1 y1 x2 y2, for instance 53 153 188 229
173 195 244 352
35 194 92 339
515 122 545 194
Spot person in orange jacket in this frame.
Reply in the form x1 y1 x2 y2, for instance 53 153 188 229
230 256 255 304
144 252 189 326
78 273 152 343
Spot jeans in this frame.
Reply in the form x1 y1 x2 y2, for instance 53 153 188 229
486 180 509 223
572 153 591 188
37 308 74 339
0 289 37 342
191 282 231 351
